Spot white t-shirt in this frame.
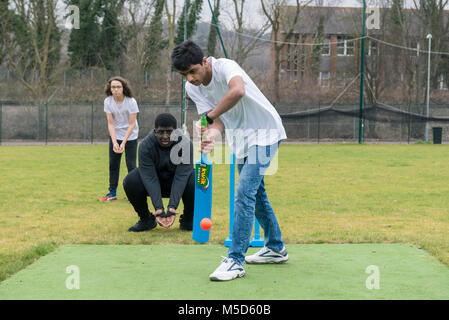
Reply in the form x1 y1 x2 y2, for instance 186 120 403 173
104 96 139 140
186 57 287 159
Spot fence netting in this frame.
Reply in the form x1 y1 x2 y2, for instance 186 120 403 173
1 101 449 144
280 103 449 143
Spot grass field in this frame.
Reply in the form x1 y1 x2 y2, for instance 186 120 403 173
1 143 449 285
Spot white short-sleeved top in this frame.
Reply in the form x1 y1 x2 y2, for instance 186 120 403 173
186 57 287 159
104 96 139 141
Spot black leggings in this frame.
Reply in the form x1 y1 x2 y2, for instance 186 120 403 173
108 138 138 192
123 168 195 222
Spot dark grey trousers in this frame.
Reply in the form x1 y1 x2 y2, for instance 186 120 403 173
108 138 138 192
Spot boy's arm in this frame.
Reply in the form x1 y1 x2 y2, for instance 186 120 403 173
205 76 245 121
196 76 242 154
167 139 194 211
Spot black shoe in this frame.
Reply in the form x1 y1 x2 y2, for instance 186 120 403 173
179 214 193 231
128 218 157 232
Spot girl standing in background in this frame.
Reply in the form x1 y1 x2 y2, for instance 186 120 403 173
98 76 139 202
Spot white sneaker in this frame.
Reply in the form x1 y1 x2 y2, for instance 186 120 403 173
245 246 289 264
209 257 245 281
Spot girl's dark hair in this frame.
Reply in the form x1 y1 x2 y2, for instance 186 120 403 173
104 76 134 97
171 40 204 71
155 113 177 129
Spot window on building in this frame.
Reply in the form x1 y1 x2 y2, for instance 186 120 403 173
438 74 448 90
321 38 330 56
337 36 354 56
319 72 330 87
346 40 354 56
337 37 345 55
368 40 377 56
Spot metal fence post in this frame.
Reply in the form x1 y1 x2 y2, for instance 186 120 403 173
353 115 356 140
37 104 40 141
408 102 411 144
317 101 321 144
91 102 94 144
399 105 402 141
307 105 310 139
83 105 87 140
45 102 48 145
0 101 2 145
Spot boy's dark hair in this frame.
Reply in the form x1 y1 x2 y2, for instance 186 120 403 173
171 40 204 71
104 76 134 97
155 113 177 129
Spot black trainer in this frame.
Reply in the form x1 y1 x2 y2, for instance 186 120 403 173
179 214 193 231
128 218 157 232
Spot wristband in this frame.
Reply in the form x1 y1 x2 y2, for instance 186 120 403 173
205 113 214 125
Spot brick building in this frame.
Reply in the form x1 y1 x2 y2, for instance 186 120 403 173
271 6 448 90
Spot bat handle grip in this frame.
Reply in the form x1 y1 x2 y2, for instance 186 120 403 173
200 115 208 162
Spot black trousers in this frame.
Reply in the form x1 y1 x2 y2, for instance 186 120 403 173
109 138 138 192
123 168 195 223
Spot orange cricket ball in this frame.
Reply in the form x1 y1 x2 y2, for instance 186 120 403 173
200 218 212 231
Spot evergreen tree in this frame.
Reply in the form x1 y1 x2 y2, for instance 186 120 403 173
66 0 103 69
98 0 126 71
175 0 189 45
174 0 203 45
390 0 404 27
0 0 10 64
143 0 166 71
206 0 220 57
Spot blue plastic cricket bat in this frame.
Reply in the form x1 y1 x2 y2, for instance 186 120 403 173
192 116 213 243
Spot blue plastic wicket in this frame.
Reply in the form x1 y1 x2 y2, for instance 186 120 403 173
224 152 264 247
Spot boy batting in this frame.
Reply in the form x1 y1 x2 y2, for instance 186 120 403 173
171 40 288 281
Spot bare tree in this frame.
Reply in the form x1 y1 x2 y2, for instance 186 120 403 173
411 0 449 100
261 0 312 103
2 0 61 104
363 2 390 105
385 0 418 105
164 0 177 104
121 0 155 92
222 0 270 67
347 1 399 105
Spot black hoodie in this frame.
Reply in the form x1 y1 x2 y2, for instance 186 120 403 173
137 130 194 211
